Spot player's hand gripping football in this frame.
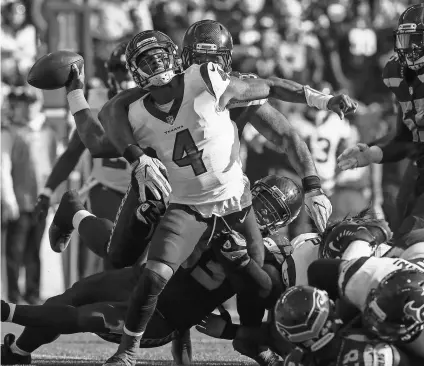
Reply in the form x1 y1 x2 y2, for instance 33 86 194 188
304 189 332 233
196 306 235 340
327 94 358 119
131 155 171 202
65 64 85 93
337 143 383 170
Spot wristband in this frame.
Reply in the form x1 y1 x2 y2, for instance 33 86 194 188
40 187 53 198
67 89 89 115
123 144 144 165
304 85 333 110
302 175 322 192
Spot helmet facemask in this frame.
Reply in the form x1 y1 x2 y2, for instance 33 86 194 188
127 44 181 90
394 27 424 71
252 183 290 236
181 44 232 72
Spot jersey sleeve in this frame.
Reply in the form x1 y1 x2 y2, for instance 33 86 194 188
200 62 230 102
227 71 268 109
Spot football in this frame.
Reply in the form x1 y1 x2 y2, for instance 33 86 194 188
27 50 84 90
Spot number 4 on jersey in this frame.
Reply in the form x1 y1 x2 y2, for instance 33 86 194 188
172 129 207 176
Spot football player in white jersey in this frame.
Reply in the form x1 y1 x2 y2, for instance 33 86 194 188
33 43 133 269
95 28 357 366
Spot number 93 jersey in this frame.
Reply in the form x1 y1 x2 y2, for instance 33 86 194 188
128 63 245 207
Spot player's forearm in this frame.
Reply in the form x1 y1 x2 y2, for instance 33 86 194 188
247 104 317 178
73 109 120 158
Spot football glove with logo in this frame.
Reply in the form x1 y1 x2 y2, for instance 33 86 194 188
130 155 171 202
304 189 332 233
322 217 392 259
212 230 250 269
135 199 166 241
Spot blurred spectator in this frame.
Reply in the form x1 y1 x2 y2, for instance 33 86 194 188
2 86 57 304
1 0 37 84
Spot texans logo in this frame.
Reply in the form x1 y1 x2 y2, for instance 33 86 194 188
404 300 424 323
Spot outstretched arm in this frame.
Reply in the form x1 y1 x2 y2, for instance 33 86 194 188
66 65 120 158
220 76 358 119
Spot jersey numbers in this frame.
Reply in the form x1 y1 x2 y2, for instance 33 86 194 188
305 136 331 163
102 158 128 170
172 129 207 176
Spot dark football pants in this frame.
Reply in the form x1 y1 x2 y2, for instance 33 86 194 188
82 184 126 274
14 267 174 353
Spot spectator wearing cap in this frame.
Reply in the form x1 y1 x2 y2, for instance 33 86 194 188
2 86 57 305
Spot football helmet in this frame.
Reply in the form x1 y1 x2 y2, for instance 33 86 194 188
251 175 304 235
363 268 424 343
181 20 233 72
125 30 183 89
105 42 135 98
274 285 342 351
394 3 424 70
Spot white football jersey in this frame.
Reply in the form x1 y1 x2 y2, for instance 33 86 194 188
281 233 321 287
339 243 424 311
128 63 246 211
293 111 356 194
87 88 131 194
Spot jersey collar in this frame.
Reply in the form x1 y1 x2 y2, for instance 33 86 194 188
143 74 185 125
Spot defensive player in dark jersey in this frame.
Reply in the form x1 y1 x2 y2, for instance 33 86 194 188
0 174 302 366
337 3 424 240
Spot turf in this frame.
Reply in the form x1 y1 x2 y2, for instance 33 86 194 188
1 323 256 365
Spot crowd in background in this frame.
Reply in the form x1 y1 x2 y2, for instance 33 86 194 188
0 0 419 302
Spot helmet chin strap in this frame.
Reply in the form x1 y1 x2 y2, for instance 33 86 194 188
143 70 176 89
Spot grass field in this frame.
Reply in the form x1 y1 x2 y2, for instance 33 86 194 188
1 323 256 366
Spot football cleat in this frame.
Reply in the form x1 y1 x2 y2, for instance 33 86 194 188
102 353 135 366
49 190 85 253
1 334 31 365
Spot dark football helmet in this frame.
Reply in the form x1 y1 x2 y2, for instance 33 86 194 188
363 268 424 343
181 20 233 72
251 175 304 235
105 42 135 98
125 30 183 89
274 285 342 351
394 3 424 70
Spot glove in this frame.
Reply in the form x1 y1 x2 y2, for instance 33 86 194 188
337 143 383 170
130 155 171 202
212 229 250 269
196 305 237 340
322 216 392 259
33 194 51 221
135 200 166 241
304 189 332 233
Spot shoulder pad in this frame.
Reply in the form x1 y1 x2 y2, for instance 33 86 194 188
382 56 403 88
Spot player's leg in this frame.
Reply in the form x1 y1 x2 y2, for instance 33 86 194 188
87 184 126 270
49 190 112 257
0 267 137 363
105 203 213 365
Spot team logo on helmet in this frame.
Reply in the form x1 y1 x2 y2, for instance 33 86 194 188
404 300 424 323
